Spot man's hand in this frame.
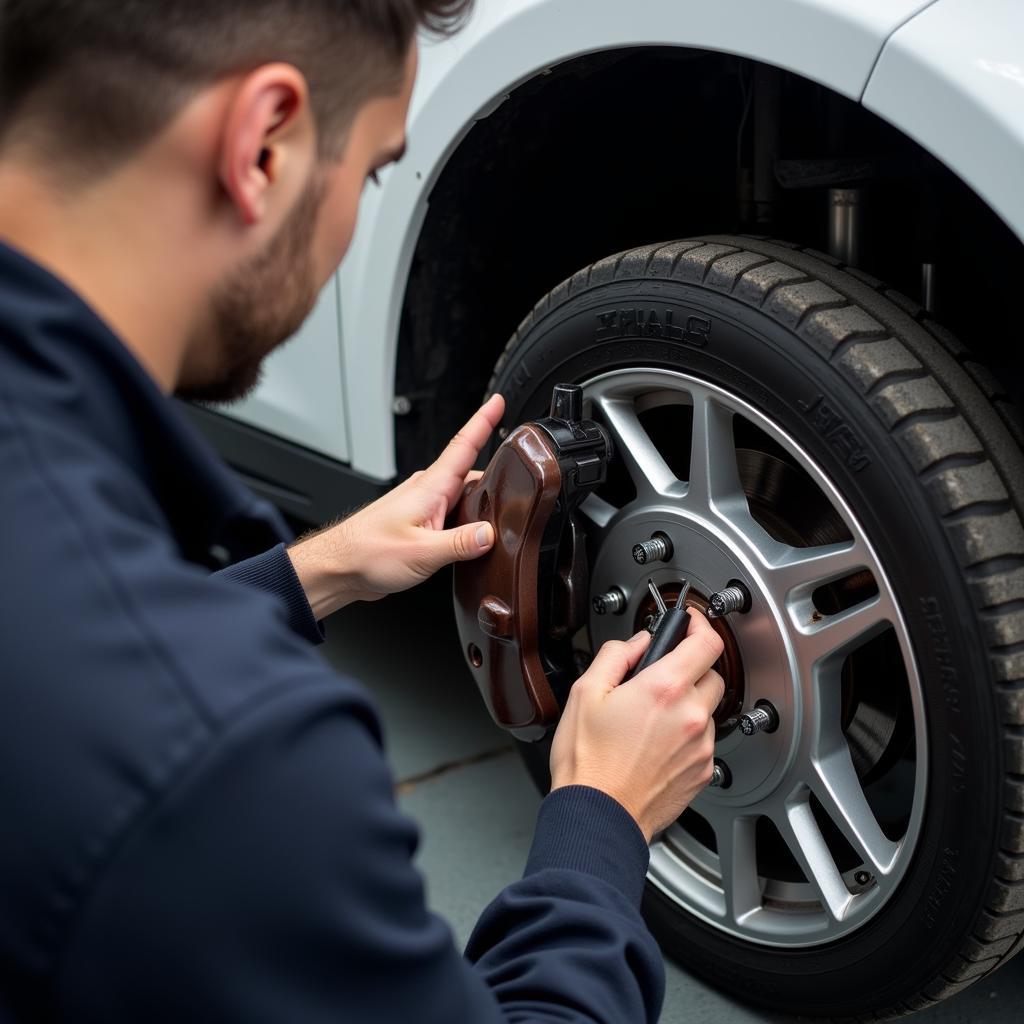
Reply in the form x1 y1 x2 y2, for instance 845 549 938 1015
549 609 726 843
287 395 505 619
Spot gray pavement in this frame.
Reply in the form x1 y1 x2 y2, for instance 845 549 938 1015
322 572 1024 1023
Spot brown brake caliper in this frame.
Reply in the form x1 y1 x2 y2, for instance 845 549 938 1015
452 385 612 741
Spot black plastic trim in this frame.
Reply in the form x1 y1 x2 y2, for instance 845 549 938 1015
182 403 392 524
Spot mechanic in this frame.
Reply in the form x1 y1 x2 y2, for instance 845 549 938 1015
0 2 725 1022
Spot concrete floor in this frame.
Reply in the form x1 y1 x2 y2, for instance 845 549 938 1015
322 572 1024 1023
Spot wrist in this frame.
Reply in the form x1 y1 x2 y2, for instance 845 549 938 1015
287 520 363 619
550 776 651 844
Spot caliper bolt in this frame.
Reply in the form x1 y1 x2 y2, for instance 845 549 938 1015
708 759 731 789
593 587 627 615
708 583 751 619
739 701 780 736
632 533 673 565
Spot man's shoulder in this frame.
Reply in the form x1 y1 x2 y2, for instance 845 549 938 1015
0 389 340 710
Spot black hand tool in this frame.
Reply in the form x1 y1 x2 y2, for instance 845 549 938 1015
627 579 691 681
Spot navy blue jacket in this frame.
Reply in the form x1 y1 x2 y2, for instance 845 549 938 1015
0 240 664 1023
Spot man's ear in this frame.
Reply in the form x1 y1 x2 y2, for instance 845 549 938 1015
218 63 312 227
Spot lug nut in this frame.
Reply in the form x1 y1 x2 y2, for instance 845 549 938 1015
632 533 673 565
739 701 779 736
593 587 626 615
709 759 731 789
708 584 750 618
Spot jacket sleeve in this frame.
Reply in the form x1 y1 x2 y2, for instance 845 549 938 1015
56 682 664 1024
468 786 665 1022
214 541 325 645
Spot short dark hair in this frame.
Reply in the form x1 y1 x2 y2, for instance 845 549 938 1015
0 0 472 177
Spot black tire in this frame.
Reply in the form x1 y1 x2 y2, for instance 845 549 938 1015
488 236 1024 1020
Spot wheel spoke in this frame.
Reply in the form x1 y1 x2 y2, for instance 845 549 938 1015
684 388 747 515
793 594 892 669
798 640 899 877
776 797 853 921
715 814 762 925
594 395 679 499
767 539 870 597
810 748 899 876
577 493 617 535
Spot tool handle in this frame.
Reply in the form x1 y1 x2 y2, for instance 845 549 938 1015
626 605 691 681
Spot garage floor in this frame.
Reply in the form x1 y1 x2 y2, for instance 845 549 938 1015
322 572 1023 1023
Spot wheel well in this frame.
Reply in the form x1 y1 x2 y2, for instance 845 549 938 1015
395 46 1024 474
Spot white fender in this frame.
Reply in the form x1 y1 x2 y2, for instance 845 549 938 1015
339 0 937 480
863 0 1024 249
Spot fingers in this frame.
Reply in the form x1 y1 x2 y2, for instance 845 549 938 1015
581 631 651 695
701 717 718 787
631 607 724 693
686 604 726 652
692 668 727 715
425 394 506 491
676 606 727 679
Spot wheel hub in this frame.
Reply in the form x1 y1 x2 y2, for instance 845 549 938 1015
590 508 794 799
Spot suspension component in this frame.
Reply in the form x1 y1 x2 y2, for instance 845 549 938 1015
632 533 673 565
593 587 626 615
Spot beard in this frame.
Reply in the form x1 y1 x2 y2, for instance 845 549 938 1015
177 174 326 405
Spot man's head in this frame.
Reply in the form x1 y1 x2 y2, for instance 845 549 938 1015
0 0 472 400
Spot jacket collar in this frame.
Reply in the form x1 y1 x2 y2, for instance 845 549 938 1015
0 239 290 565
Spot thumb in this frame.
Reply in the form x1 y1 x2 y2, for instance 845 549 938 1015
436 520 494 566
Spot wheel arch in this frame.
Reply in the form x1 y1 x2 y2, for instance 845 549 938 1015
338 0 942 480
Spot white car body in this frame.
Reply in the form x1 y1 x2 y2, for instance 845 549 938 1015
217 0 1024 483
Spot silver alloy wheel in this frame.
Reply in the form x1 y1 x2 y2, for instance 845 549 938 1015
579 367 927 948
